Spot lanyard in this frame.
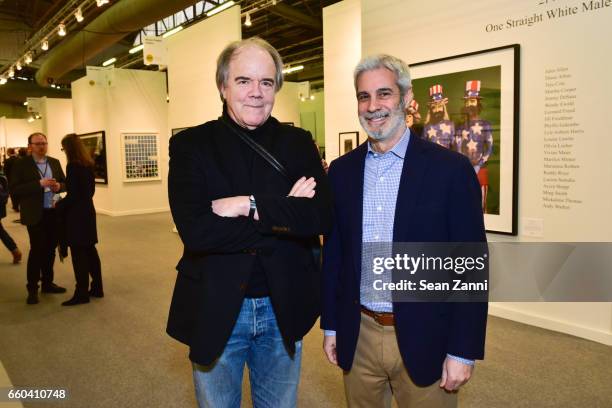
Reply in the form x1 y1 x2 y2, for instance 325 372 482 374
36 160 49 179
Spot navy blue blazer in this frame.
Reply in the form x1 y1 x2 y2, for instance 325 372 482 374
321 133 488 386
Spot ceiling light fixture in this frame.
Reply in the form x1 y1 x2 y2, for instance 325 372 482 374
102 57 117 67
58 23 66 36
27 116 34 123
282 65 304 74
244 12 252 26
206 1 235 17
15 61 22 71
8 69 14 78
96 0 110 7
0 77 7 85
75 7 84 22
129 44 144 54
41 39 49 51
23 101 28 106
162 25 183 38
24 53 33 64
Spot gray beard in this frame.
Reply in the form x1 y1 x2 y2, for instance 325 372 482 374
360 107 406 141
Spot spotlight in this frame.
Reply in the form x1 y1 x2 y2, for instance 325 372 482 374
41 39 49 51
75 8 84 22
244 12 252 27
24 53 33 64
15 61 22 71
8 68 14 78
0 77 7 85
58 23 66 36
96 0 110 6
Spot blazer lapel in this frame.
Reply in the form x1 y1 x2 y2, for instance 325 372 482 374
347 143 368 284
393 135 430 242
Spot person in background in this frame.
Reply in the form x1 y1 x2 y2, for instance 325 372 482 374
10 133 66 305
56 133 103 306
4 148 20 212
0 168 22 263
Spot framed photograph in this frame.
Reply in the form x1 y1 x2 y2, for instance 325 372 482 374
120 132 161 182
409 44 519 235
339 131 359 156
78 131 108 184
171 127 189 136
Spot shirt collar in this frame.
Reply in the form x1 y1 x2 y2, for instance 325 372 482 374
367 127 411 159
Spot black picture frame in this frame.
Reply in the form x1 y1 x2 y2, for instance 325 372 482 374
409 44 520 235
339 131 359 156
78 131 108 184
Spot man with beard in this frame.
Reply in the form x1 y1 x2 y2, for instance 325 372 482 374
456 80 494 213
404 99 423 138
423 84 455 150
321 54 487 407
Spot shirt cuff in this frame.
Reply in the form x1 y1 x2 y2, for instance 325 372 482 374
446 354 475 366
323 330 336 337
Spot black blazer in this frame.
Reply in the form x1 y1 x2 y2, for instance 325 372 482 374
166 115 332 365
9 156 66 226
55 163 98 246
322 134 488 386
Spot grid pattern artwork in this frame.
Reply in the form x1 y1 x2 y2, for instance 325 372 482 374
121 133 161 182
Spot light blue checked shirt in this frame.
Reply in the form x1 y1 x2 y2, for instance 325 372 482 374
324 128 474 366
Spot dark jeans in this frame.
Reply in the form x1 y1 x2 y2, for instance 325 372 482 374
0 219 17 252
26 209 58 291
70 245 103 295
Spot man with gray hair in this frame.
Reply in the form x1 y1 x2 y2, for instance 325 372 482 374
166 37 331 407
321 54 488 407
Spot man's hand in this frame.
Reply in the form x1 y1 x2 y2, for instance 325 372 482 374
50 181 61 193
288 176 316 198
211 196 249 218
439 356 474 392
323 335 338 365
39 178 56 188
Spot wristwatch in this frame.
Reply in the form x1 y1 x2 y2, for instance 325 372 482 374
248 195 257 218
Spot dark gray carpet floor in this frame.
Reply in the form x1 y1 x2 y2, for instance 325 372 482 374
0 211 610 408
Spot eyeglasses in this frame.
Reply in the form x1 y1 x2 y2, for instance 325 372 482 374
30 142 48 146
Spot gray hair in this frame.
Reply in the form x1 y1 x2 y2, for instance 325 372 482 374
215 37 284 101
354 54 412 101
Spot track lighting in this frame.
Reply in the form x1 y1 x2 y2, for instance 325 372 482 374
75 8 84 22
58 23 66 36
244 12 252 27
15 61 22 71
41 39 49 51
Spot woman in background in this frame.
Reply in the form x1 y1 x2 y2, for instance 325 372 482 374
56 134 103 306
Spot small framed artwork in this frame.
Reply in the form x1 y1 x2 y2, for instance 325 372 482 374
339 131 359 156
120 132 161 182
78 131 108 184
409 44 520 235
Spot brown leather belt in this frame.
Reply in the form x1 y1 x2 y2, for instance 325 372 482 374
361 306 395 326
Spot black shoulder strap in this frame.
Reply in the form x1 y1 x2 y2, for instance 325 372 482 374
220 117 291 181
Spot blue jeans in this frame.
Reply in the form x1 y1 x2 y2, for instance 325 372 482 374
192 297 302 408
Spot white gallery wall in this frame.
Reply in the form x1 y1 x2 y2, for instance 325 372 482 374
0 117 42 148
324 0 612 344
39 97 74 169
167 5 241 130
72 68 168 216
323 0 362 162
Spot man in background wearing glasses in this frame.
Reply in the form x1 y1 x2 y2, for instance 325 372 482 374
10 132 66 304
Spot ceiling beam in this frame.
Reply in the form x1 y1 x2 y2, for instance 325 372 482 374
268 3 322 31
